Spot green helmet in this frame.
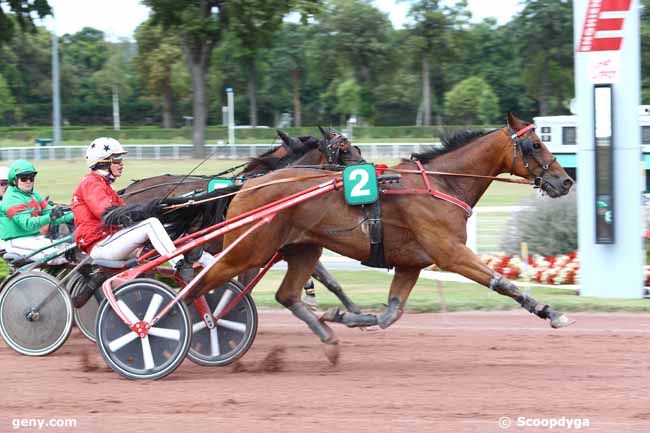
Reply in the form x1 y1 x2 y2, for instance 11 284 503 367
8 160 38 184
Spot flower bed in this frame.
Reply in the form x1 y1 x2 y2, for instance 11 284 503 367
477 252 579 285
431 252 650 286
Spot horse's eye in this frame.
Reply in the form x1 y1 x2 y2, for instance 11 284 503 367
533 142 541 150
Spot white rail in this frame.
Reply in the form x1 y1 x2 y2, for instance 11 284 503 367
0 143 439 162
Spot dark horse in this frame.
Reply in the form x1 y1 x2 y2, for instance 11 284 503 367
186 113 575 362
116 128 365 313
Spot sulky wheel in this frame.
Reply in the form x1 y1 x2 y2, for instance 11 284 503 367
187 280 257 367
95 278 191 380
67 271 102 342
0 270 73 356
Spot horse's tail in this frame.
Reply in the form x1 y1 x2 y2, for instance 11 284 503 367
102 185 241 238
102 199 163 228
157 184 242 237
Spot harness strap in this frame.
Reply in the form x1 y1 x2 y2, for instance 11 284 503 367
162 172 339 212
381 161 473 217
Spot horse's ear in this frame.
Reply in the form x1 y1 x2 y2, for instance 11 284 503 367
277 130 291 145
506 112 526 130
318 125 331 139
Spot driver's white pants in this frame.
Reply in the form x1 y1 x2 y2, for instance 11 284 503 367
90 217 213 268
1 236 70 265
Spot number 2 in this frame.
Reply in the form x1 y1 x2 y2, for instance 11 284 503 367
349 168 370 197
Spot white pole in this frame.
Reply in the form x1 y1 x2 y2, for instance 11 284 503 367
574 0 643 298
51 23 61 145
112 85 120 131
226 87 235 145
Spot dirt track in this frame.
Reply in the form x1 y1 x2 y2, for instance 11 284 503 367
1 311 650 433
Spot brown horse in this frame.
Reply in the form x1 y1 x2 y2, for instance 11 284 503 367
188 113 574 361
115 128 365 313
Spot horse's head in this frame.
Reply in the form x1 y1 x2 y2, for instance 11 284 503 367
317 126 365 166
505 112 574 198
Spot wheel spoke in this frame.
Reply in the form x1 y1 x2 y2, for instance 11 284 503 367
148 326 180 341
117 300 140 324
141 335 155 370
211 290 233 318
216 319 246 333
209 328 220 357
192 320 207 333
108 331 138 352
143 294 163 323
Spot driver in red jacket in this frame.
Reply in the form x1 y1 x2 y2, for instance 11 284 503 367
70 137 213 307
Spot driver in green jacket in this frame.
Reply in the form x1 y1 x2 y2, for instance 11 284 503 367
0 160 74 264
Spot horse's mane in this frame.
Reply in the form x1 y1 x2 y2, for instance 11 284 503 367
410 129 496 163
245 136 321 172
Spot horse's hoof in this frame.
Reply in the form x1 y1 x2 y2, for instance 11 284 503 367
322 341 340 366
550 314 574 328
320 307 342 323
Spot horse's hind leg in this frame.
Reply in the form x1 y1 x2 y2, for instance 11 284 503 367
321 267 420 329
311 261 362 314
441 244 572 328
275 244 340 363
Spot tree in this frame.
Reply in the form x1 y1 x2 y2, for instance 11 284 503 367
93 43 134 130
145 0 226 157
0 0 51 44
227 0 321 127
59 28 112 124
446 19 536 120
405 0 469 125
335 78 361 124
304 0 393 124
135 21 185 127
443 76 499 125
514 0 573 115
266 23 309 126
0 73 19 123
0 24 54 123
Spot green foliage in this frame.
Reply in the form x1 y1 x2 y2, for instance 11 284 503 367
500 193 577 256
0 73 19 123
514 0 574 115
1 0 648 128
335 79 361 118
443 76 499 124
0 0 51 44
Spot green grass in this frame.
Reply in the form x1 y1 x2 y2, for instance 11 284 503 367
252 270 650 313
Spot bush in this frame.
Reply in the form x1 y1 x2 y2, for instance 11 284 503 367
443 76 500 125
500 192 577 256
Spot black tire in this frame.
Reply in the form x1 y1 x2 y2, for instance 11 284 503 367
95 278 191 380
186 280 258 367
67 271 102 342
0 271 72 356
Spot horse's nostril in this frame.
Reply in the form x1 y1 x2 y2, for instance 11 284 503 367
563 178 574 188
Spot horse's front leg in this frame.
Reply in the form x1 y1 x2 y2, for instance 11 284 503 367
321 267 420 329
441 244 572 328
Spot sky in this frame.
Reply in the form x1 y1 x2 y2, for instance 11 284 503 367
42 0 521 41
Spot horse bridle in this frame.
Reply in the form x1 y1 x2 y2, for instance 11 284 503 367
319 131 365 165
508 124 557 189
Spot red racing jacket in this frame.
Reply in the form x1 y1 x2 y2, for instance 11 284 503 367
71 172 124 253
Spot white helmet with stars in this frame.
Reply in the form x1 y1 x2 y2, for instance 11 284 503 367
85 137 127 168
